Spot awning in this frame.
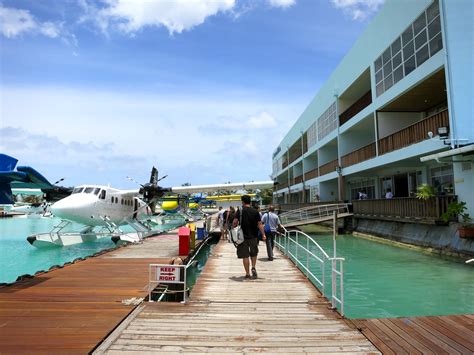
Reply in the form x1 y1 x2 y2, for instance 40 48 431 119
420 144 474 162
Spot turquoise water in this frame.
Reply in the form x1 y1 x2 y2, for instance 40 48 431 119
0 217 184 284
285 234 474 319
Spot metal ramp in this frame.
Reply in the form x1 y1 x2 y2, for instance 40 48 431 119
279 203 352 227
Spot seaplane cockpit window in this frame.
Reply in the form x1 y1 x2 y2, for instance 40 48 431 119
84 187 95 194
72 187 84 194
93 188 100 195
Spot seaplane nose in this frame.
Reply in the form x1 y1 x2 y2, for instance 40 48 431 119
51 195 96 219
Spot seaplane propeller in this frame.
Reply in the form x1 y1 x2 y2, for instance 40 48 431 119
127 167 172 213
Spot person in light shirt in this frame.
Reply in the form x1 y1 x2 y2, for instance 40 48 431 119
261 205 283 261
385 188 393 199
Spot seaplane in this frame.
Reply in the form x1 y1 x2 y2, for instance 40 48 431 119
0 153 73 217
26 166 274 248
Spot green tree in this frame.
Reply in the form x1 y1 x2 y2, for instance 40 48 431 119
259 188 274 205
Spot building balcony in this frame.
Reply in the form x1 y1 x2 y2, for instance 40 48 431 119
339 90 372 127
304 168 319 181
276 181 288 190
341 142 376 168
378 110 449 156
352 196 456 224
319 159 338 176
294 175 304 184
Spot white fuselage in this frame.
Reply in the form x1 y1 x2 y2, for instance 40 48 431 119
51 185 149 226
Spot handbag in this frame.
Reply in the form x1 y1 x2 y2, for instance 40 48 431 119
264 213 272 234
231 226 244 245
231 209 245 246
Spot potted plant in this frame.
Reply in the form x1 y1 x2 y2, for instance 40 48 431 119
441 201 474 238
415 184 435 200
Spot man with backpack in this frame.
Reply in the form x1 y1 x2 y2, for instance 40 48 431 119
261 205 283 261
233 195 266 279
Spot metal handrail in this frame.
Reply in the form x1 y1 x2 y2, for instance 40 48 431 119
274 226 345 316
279 203 350 225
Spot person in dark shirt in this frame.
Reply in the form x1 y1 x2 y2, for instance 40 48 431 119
233 195 266 279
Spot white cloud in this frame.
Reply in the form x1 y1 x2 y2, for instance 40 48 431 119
1 85 301 186
82 0 236 35
267 0 296 9
0 5 62 38
247 111 277 129
198 111 277 134
331 0 384 21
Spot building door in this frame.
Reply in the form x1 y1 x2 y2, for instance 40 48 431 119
394 173 409 197
381 177 393 198
408 172 418 197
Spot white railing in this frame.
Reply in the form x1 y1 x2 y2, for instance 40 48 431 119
148 264 187 302
275 225 345 316
279 203 351 226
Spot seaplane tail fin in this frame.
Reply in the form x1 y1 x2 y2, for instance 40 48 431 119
0 154 18 172
0 154 55 203
0 182 14 204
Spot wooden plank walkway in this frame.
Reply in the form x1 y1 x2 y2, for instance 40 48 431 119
352 315 474 355
96 241 379 353
0 231 184 354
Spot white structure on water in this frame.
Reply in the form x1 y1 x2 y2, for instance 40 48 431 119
272 0 474 215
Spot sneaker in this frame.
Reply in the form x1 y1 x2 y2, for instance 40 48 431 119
245 274 251 279
251 267 258 279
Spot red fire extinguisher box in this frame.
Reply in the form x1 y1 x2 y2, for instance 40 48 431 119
178 227 191 256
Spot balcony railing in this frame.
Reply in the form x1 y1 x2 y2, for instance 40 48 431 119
339 90 372 127
352 196 456 224
294 175 303 184
276 181 288 190
304 168 318 181
341 142 376 168
319 159 338 176
378 110 449 155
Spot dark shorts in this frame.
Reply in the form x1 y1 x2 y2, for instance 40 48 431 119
236 238 259 259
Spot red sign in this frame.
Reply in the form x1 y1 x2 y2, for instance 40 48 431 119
156 266 180 283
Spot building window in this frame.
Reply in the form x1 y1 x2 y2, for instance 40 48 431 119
317 102 337 141
430 165 454 194
374 1 442 97
307 121 318 148
350 180 376 200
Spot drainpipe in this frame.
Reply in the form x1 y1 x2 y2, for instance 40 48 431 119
439 0 457 149
335 94 344 202
287 146 290 203
301 130 305 203
374 111 379 156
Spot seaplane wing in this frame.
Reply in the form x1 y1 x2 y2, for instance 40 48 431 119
170 181 274 194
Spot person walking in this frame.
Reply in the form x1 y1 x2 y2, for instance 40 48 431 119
233 195 266 279
226 206 235 243
261 205 283 261
217 206 225 239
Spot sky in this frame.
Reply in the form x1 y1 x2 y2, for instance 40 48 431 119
0 0 384 189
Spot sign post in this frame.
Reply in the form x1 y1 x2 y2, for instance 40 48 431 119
148 264 187 303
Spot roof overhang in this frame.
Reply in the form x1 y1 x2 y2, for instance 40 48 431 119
420 144 474 162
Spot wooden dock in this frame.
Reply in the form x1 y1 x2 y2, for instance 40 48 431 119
2 218 473 353
353 316 474 354
0 231 186 354
95 241 379 353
